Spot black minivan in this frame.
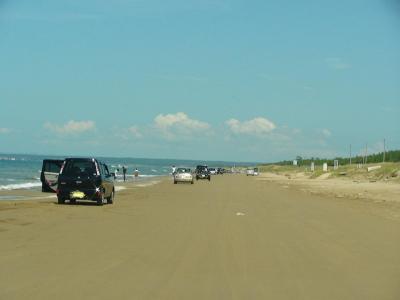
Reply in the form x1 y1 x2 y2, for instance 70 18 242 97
195 165 211 181
57 158 115 206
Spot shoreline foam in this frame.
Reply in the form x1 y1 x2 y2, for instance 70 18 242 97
0 182 42 191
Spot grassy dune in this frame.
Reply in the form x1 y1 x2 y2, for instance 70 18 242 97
259 162 400 182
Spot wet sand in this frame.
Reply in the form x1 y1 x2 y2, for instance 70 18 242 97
1 175 399 299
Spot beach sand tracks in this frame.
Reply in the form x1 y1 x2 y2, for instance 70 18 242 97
0 217 33 227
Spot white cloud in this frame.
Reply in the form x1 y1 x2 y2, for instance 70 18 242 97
292 128 302 135
302 86 314 92
154 112 211 139
0 128 10 134
44 120 95 135
226 117 276 136
325 57 351 70
128 126 142 138
320 129 332 138
380 106 397 113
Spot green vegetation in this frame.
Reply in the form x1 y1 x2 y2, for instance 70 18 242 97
258 162 400 182
267 150 400 167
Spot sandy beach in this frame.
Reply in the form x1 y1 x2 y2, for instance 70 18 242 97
1 174 399 300
257 172 400 215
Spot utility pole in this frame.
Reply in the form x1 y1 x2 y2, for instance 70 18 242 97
362 147 364 165
383 138 386 163
349 144 352 165
365 143 368 165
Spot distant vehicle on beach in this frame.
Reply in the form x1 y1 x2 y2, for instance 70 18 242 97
254 167 259 175
246 167 259 176
195 165 211 181
57 158 115 206
208 168 217 175
174 168 194 184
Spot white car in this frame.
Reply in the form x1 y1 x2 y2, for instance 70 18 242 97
246 169 254 176
208 168 217 175
174 168 194 184
246 168 259 176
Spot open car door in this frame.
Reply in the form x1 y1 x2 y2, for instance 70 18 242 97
41 159 64 193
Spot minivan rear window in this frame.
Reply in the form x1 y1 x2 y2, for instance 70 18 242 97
63 160 96 176
44 161 62 173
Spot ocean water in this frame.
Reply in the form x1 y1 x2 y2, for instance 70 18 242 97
0 154 253 191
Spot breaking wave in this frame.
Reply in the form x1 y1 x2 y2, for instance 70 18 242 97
0 182 42 191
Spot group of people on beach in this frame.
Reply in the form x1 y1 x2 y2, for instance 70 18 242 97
114 165 178 182
115 166 139 182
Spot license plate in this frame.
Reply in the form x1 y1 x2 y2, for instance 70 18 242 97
71 191 85 199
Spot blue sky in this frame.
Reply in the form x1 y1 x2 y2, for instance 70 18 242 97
0 0 399 162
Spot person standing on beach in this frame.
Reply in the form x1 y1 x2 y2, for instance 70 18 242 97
172 165 176 175
122 166 127 182
134 168 139 179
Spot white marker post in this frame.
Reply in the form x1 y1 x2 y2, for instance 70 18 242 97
323 163 328 172
334 160 339 170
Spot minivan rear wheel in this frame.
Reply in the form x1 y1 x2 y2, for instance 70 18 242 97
97 193 104 206
107 190 114 204
57 196 65 204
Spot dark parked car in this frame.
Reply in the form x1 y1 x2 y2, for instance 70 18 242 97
57 158 115 206
195 165 211 181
